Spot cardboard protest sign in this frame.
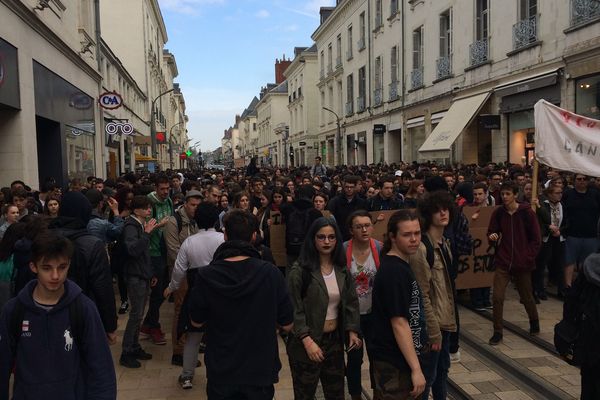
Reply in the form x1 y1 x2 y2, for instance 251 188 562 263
269 211 287 267
455 206 498 290
368 210 397 243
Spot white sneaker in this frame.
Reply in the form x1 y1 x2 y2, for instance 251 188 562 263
450 350 461 363
178 376 193 390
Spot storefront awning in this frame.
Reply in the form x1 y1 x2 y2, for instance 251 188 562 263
418 92 491 160
134 154 157 162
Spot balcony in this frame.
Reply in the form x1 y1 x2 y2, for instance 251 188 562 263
410 67 423 90
320 69 325 80
357 96 366 112
469 38 488 67
389 81 400 101
345 101 354 116
374 87 383 106
327 65 333 75
436 56 452 80
570 0 600 27
513 15 538 50
357 38 366 51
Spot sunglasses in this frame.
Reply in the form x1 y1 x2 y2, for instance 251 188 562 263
315 234 337 242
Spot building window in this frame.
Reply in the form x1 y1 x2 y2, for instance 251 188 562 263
358 12 366 50
514 0 538 49
336 34 342 67
570 0 600 26
470 0 489 66
358 66 366 112
390 46 399 101
411 26 424 89
437 9 452 79
390 0 399 16
375 0 383 28
327 43 333 73
374 56 382 106
320 50 325 79
347 25 353 60
576 76 600 120
346 74 354 115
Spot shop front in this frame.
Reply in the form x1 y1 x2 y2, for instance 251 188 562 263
0 37 20 110
575 74 600 120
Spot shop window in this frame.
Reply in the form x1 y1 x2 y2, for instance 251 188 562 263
576 76 600 120
66 129 96 182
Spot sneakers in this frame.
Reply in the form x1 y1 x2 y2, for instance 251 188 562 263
473 304 486 312
484 302 493 310
449 350 461 363
537 291 548 301
530 320 540 336
119 354 141 368
118 301 129 314
140 326 167 345
178 376 193 390
489 332 503 345
130 348 152 360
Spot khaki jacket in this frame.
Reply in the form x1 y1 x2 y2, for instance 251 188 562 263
409 232 456 345
286 261 360 362
164 207 198 269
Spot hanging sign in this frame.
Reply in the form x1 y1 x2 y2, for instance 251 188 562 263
98 91 123 110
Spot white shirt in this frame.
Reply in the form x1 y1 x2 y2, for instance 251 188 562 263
350 252 377 314
168 228 225 291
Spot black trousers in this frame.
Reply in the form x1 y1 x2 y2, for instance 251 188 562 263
581 362 600 400
207 382 274 400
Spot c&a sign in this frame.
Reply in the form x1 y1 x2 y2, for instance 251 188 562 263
98 91 123 109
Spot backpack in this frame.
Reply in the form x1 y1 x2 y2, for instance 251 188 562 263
8 294 85 357
344 239 382 269
285 208 311 254
421 235 452 270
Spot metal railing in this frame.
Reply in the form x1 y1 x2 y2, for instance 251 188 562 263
357 96 366 112
389 81 400 101
374 88 383 106
570 0 600 26
411 67 423 89
345 101 354 116
436 56 452 80
513 15 538 50
469 38 488 66
335 57 342 68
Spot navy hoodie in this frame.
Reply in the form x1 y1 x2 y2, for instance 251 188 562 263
0 280 116 400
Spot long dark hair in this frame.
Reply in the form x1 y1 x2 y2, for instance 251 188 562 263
381 209 419 255
297 217 346 272
0 222 27 261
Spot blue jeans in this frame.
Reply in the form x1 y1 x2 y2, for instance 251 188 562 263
422 331 451 400
346 313 374 396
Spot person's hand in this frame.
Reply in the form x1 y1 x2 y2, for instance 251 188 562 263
410 369 426 398
267 218 272 226
157 217 170 227
348 331 362 349
531 198 540 208
552 229 561 237
376 213 385 222
430 342 442 352
303 337 324 363
106 332 117 345
144 218 158 234
163 287 172 299
107 197 119 213
488 233 499 241
150 277 158 287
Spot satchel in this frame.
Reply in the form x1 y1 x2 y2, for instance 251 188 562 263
554 318 580 366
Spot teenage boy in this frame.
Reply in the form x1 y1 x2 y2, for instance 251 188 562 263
120 195 159 368
410 192 456 400
470 182 493 310
370 210 427 400
487 181 541 345
0 232 116 399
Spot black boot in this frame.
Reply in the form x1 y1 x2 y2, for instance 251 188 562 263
530 320 540 336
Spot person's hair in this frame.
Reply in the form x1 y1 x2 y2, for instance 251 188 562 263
115 187 134 213
313 192 329 203
40 181 57 193
232 191 250 209
222 209 257 242
131 195 151 211
260 190 272 207
297 217 346 272
418 191 455 231
154 174 169 186
10 180 25 188
30 232 74 265
315 156 322 161
473 182 488 192
171 175 181 182
379 175 395 186
10 187 28 200
543 184 563 196
2 203 18 216
296 184 315 200
381 209 420 255
43 195 61 215
271 187 286 202
346 210 372 235
406 179 424 198
343 175 360 185
195 202 220 230
0 222 26 261
500 181 519 195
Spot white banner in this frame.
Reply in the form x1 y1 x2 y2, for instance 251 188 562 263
534 100 600 177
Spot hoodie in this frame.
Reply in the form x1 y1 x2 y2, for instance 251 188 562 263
188 241 293 386
0 280 116 400
487 202 541 272
147 192 173 257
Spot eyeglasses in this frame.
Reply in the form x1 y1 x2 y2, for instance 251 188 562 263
576 177 587 181
315 234 337 242
353 223 373 231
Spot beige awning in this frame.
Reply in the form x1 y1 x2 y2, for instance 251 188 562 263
418 92 491 160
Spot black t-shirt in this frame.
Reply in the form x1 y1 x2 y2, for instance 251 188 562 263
369 254 428 371
562 187 600 238
189 257 294 386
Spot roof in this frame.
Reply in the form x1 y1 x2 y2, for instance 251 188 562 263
241 96 259 118
271 80 288 94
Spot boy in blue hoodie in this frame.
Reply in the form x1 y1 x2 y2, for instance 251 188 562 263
0 232 116 400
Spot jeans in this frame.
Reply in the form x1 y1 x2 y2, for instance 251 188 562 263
172 276 188 355
207 382 274 400
581 362 600 400
422 331 451 400
346 313 374 396
492 268 539 333
181 331 203 378
449 282 460 354
122 276 150 353
534 237 565 294
470 287 491 308
143 255 167 329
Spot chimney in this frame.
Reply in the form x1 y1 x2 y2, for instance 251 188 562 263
275 55 291 84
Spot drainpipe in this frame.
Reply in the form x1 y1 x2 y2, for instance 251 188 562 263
94 0 105 178
400 0 406 161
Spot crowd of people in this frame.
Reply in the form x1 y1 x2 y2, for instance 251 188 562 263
0 157 599 400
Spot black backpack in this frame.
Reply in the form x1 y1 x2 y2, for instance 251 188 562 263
285 208 311 254
8 294 85 357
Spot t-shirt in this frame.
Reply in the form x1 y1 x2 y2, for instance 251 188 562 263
350 252 377 314
188 257 294 386
369 254 428 371
562 187 600 238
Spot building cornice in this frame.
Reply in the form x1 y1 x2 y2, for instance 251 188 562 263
311 0 357 42
2 0 101 83
148 0 168 44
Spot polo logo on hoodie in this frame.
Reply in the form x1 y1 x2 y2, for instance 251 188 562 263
64 329 73 351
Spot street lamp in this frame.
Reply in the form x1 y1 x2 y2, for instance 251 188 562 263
168 121 185 169
322 106 342 166
150 88 175 159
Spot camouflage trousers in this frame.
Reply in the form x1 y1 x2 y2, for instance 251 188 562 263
372 359 421 400
289 331 345 400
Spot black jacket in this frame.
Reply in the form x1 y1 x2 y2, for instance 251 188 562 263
367 194 402 211
121 217 153 281
49 217 117 333
327 194 368 241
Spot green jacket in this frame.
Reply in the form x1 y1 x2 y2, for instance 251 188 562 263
148 191 174 257
286 261 360 362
